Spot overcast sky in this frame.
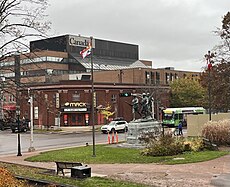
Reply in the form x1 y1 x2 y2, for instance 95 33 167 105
47 0 229 72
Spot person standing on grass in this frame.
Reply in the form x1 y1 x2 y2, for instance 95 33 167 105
178 121 183 136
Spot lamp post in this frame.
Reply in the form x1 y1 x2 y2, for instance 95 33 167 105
28 88 35 152
14 53 22 156
204 51 214 121
16 107 22 156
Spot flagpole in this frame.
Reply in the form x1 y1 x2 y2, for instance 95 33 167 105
90 36 96 157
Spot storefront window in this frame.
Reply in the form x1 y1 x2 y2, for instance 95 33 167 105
78 115 82 123
72 114 76 123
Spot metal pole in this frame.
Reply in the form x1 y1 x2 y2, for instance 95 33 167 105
205 51 212 121
90 36 96 157
208 68 211 121
15 54 22 156
17 113 22 156
28 89 35 152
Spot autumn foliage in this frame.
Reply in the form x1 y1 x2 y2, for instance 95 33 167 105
0 167 25 187
169 78 205 107
202 119 230 145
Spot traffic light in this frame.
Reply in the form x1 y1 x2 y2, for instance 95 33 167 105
119 92 132 97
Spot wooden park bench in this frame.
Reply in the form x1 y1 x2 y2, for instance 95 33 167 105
55 161 83 176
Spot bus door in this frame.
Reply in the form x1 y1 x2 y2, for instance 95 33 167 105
174 113 183 127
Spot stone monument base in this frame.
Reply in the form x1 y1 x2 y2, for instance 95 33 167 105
127 117 162 145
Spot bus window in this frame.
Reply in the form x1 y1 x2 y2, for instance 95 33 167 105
175 113 185 120
164 114 173 120
174 114 179 120
179 114 183 120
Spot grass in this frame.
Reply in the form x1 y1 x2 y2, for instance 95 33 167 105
26 144 229 165
0 162 146 187
3 144 229 186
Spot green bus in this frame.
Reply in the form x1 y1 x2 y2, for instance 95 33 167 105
162 107 205 127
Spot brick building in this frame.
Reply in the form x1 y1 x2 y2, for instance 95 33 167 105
0 34 200 127
19 81 169 128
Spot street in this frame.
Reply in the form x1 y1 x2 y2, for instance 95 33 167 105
0 130 127 155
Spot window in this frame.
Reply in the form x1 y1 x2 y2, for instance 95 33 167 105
78 115 82 123
165 73 170 84
72 114 76 123
170 73 174 81
155 72 160 85
175 73 178 79
111 94 116 103
9 95 14 102
151 72 154 84
145 71 150 84
174 114 184 120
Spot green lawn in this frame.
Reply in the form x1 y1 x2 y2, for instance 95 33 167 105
0 162 146 187
4 144 228 187
26 144 229 165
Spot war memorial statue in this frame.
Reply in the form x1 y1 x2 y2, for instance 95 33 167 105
127 93 161 145
131 93 154 120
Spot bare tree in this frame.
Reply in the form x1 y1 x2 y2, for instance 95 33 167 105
200 12 230 113
213 12 230 63
0 0 51 121
0 0 51 60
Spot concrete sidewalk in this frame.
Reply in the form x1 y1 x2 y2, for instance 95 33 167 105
49 126 94 134
0 149 230 187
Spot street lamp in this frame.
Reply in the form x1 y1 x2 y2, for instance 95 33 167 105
16 107 22 156
28 89 35 152
204 51 214 121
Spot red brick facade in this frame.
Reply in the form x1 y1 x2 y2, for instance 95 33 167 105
19 81 170 127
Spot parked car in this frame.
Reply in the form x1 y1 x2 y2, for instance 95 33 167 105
10 120 30 133
0 119 11 131
101 119 128 133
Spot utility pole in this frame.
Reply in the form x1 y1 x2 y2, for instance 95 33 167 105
15 53 22 156
204 51 214 121
28 88 35 152
89 36 96 157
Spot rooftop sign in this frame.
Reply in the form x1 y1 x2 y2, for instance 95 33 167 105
68 35 95 48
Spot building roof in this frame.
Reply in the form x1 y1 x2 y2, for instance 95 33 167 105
71 54 150 71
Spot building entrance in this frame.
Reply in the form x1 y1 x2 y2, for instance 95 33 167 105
69 113 84 126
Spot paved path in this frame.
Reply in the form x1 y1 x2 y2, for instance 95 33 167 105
0 150 230 187
0 127 229 186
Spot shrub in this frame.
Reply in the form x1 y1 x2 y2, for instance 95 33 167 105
184 138 205 152
201 119 230 146
140 133 185 156
0 167 25 187
138 130 158 145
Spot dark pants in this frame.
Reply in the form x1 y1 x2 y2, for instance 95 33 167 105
178 128 183 135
